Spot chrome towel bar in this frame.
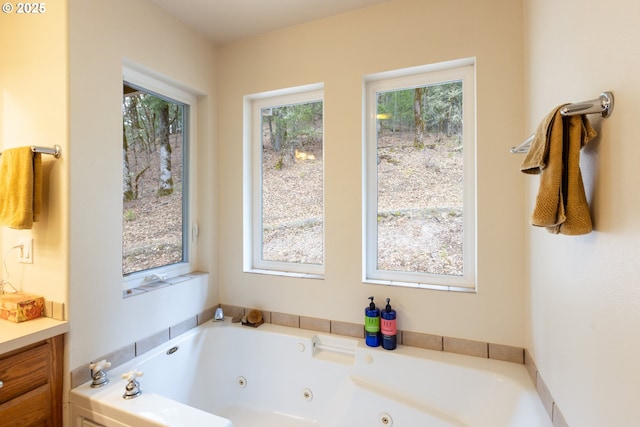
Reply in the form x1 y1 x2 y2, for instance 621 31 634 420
0 144 62 158
511 92 613 154
31 144 62 158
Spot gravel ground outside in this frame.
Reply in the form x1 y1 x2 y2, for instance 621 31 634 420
122 131 464 277
261 131 464 275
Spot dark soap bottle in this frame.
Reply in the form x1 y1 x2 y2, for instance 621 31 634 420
364 296 381 347
381 298 397 350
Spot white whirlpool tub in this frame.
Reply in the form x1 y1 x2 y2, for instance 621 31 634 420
70 319 552 427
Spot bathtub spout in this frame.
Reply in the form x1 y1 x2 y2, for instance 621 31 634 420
214 307 224 321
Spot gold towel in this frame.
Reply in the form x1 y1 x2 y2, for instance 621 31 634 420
520 106 596 235
0 147 42 229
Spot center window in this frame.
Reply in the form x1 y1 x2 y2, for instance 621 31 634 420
246 86 324 276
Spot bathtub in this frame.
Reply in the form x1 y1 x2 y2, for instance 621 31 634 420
70 320 552 427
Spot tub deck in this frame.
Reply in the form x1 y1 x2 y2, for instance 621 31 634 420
70 320 552 427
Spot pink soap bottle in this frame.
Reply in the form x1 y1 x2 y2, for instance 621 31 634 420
381 298 397 350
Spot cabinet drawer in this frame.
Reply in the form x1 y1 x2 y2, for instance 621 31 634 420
0 383 51 427
0 342 50 405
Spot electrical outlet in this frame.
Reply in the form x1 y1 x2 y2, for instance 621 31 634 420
18 238 33 264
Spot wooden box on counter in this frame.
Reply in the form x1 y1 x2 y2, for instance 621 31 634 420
0 293 44 323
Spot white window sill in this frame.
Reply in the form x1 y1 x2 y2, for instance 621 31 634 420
244 268 324 280
123 271 208 298
363 278 476 293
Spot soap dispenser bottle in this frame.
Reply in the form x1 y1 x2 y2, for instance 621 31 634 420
364 296 381 347
381 298 397 350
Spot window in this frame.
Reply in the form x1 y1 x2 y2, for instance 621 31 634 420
364 60 476 291
245 85 324 276
122 66 195 289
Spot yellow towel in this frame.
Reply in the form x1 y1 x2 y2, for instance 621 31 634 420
520 106 596 235
0 147 42 229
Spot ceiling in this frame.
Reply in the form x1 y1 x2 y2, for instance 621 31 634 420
149 0 391 45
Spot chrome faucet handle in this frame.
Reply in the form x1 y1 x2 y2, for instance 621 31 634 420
90 359 111 373
121 370 143 382
89 359 111 388
122 370 143 399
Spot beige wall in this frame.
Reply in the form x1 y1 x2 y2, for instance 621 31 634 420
0 0 68 305
218 0 527 346
8 0 639 424
524 0 640 425
68 0 218 371
7 0 640 424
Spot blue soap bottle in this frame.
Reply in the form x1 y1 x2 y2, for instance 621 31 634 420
364 296 381 347
381 298 397 350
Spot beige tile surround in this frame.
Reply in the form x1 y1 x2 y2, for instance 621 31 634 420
525 350 569 427
44 299 65 321
70 308 214 388
220 304 525 364
70 304 564 426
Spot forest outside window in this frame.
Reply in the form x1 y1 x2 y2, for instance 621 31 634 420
122 67 195 289
245 86 324 276
364 60 476 291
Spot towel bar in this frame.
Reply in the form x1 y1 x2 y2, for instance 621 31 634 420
0 145 62 158
511 92 613 154
31 145 62 158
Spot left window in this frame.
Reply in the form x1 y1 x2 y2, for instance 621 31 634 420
122 67 194 289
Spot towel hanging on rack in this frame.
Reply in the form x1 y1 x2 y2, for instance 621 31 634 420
0 144 62 158
520 105 596 235
511 92 613 153
0 147 43 229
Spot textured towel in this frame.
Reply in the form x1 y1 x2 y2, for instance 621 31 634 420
0 147 42 229
520 106 596 235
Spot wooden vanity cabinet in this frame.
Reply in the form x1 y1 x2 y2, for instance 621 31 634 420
0 335 63 427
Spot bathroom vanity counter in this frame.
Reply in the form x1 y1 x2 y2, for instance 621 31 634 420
0 317 68 354
1 318 67 427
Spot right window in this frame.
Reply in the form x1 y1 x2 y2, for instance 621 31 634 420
364 60 476 291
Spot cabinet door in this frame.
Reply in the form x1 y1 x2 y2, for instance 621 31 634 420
0 342 50 404
0 335 63 427
0 384 51 427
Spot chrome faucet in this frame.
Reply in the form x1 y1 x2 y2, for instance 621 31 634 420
122 370 143 399
89 359 111 388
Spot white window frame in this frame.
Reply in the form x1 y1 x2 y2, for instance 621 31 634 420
363 59 476 292
122 63 197 291
243 84 325 277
